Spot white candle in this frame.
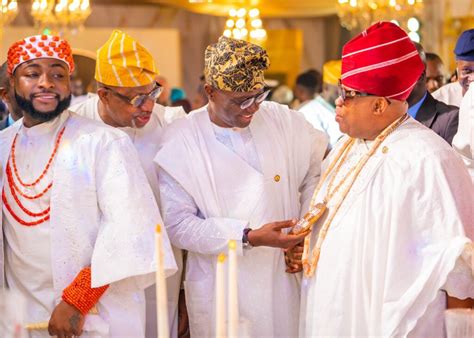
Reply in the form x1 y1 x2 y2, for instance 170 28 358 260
215 253 227 337
155 224 169 338
228 240 239 337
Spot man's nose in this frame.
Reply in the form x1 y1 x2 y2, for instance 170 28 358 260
38 74 54 89
244 100 260 114
139 97 154 112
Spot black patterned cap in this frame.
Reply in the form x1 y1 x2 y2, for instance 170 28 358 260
204 36 270 92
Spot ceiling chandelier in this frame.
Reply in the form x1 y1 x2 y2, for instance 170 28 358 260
31 0 91 34
337 0 424 33
223 7 267 44
0 0 18 27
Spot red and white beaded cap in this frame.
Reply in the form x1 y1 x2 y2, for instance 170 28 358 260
7 34 75 76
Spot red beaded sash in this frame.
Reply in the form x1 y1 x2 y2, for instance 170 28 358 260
2 125 66 226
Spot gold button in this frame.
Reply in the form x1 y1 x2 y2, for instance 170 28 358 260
274 175 281 182
382 146 388 154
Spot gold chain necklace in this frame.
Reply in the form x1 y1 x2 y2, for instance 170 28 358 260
291 138 355 235
323 139 356 203
302 113 409 277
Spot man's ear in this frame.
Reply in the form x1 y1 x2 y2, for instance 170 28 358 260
97 87 110 103
204 84 214 100
9 76 15 93
0 87 7 101
373 97 389 116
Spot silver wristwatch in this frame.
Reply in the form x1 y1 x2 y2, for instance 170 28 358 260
242 227 253 250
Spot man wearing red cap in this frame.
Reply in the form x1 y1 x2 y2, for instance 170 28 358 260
298 22 473 337
0 35 177 337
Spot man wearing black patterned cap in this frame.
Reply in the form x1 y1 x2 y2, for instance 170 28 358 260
154 36 328 337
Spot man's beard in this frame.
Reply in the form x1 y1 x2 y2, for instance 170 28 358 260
14 91 71 123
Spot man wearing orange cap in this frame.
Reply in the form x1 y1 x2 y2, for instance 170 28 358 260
0 34 177 337
320 59 342 110
69 29 185 338
155 36 328 337
299 22 473 337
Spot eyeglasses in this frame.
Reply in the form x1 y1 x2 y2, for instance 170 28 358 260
338 82 391 105
105 82 163 107
233 89 271 110
338 85 372 102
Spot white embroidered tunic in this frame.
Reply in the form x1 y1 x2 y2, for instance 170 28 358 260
69 94 184 338
300 118 473 338
3 114 65 334
0 111 177 337
155 102 328 337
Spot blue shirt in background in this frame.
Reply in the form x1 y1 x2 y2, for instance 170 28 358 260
408 92 428 119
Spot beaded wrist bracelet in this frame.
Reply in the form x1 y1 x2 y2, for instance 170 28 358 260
62 267 109 315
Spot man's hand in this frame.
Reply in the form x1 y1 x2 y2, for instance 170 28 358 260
285 242 304 273
48 301 85 337
247 220 309 249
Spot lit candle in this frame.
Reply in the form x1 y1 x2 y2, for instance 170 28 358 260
215 253 227 337
155 224 169 338
228 240 239 337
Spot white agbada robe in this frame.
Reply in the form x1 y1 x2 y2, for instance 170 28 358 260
3 115 60 335
69 94 185 338
432 82 463 107
452 84 474 180
300 118 473 338
154 101 328 337
298 97 343 148
0 111 177 337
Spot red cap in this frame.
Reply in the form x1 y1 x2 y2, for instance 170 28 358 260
341 21 424 101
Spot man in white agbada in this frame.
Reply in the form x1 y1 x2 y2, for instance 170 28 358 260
69 29 185 338
441 28 474 184
0 34 177 337
433 29 474 107
154 36 328 337
298 22 474 337
453 83 474 179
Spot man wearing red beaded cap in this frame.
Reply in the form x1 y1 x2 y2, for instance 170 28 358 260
298 22 473 337
0 34 177 337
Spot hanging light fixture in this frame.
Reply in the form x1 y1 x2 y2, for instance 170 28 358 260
223 7 267 44
0 0 18 27
337 0 424 35
0 0 18 57
31 0 91 35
